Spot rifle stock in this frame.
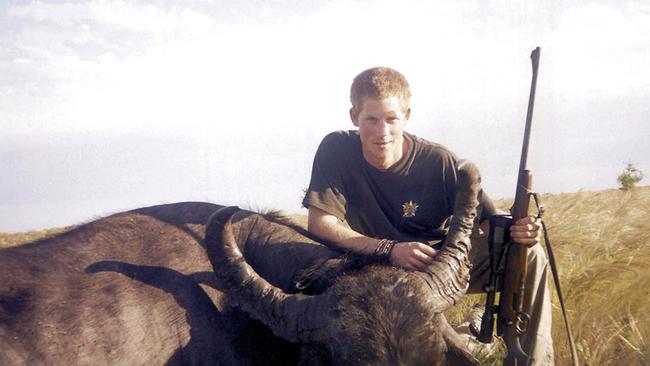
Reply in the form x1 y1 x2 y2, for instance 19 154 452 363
499 170 533 366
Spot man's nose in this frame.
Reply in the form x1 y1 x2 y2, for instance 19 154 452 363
376 120 391 136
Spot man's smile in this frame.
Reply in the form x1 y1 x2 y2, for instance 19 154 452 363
374 140 393 148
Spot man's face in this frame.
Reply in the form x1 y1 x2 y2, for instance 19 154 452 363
350 96 410 170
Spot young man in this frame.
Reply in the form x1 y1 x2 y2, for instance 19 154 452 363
302 67 554 365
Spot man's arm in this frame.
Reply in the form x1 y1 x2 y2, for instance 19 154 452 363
307 206 438 271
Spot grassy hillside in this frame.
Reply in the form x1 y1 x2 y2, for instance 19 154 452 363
2 186 648 365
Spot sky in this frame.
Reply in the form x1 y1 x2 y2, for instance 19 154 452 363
1 0 649 232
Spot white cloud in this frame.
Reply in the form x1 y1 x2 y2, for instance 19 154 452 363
13 58 32 64
6 1 211 35
2 1 647 137
546 3 650 94
3 1 650 139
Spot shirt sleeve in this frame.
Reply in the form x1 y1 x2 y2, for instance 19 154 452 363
301 133 348 220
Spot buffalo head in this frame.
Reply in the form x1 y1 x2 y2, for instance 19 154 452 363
205 161 482 365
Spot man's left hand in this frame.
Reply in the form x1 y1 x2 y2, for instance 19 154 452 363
509 215 541 247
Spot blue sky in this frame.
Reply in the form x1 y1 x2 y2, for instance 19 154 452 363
1 0 649 231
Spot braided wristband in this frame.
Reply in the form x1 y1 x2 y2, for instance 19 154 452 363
373 239 398 263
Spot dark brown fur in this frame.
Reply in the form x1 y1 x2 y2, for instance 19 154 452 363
0 202 301 365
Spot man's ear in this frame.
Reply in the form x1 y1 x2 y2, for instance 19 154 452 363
405 107 411 121
349 107 359 127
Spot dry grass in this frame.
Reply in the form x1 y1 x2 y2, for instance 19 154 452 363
2 187 649 365
0 226 74 249
537 186 650 366
446 186 650 365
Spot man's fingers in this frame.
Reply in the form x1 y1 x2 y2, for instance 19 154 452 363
509 214 541 248
514 215 537 225
390 242 438 272
414 249 436 264
412 245 438 270
511 230 535 238
510 215 541 247
510 223 540 232
410 257 431 271
417 243 438 257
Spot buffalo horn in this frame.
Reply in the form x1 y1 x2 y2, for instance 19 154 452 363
205 206 330 343
423 160 481 312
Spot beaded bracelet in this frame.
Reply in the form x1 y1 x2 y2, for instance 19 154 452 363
373 239 398 263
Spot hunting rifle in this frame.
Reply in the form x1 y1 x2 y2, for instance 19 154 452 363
499 46 541 366
475 47 579 366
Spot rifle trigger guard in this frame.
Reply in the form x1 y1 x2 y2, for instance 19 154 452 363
516 312 531 335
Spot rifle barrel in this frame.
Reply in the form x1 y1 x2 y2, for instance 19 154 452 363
517 47 541 175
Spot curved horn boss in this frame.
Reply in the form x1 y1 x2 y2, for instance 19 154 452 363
205 160 482 365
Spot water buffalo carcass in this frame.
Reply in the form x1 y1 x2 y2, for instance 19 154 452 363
0 161 482 365
206 160 482 365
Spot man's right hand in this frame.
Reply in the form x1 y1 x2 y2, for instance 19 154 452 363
307 206 439 272
389 242 438 272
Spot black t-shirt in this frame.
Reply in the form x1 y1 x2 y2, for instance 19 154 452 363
302 130 496 244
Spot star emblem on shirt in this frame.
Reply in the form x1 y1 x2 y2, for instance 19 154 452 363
402 200 419 218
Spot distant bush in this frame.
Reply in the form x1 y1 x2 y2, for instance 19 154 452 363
617 162 644 190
